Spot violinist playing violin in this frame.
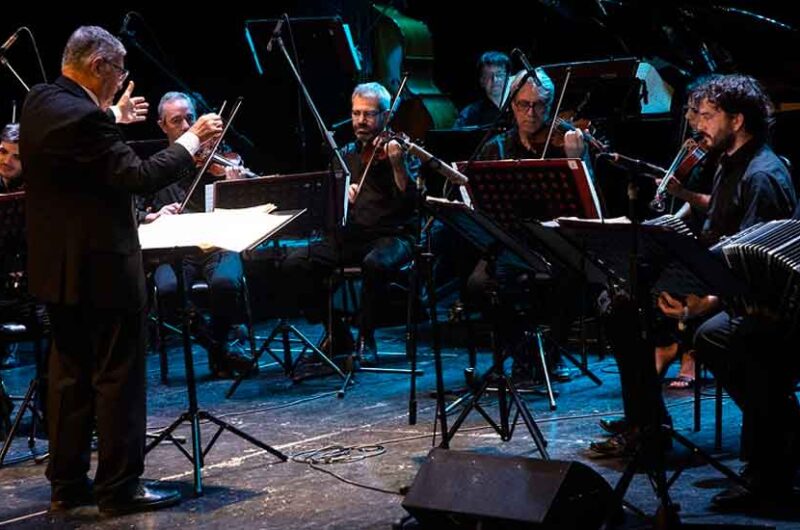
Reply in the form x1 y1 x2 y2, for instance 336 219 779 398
466 68 597 385
137 91 253 379
281 82 420 365
478 69 591 166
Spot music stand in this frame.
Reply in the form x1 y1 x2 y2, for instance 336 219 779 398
552 218 751 528
142 208 302 496
539 57 642 120
0 192 48 467
425 197 550 456
457 158 604 385
214 172 350 397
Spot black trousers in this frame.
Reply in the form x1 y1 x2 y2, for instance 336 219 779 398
603 292 669 431
695 311 800 491
281 230 412 336
46 303 146 501
154 250 243 342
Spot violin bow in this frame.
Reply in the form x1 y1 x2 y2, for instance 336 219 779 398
178 98 241 214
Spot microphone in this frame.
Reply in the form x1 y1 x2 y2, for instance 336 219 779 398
511 48 543 88
0 28 21 57
266 17 284 53
118 13 133 37
599 152 666 176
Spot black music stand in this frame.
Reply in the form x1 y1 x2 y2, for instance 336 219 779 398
457 158 604 386
553 218 751 529
425 198 550 456
142 209 302 497
539 57 642 120
0 192 48 467
214 172 350 397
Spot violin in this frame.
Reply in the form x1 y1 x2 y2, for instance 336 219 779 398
194 143 258 179
528 111 608 155
649 136 708 212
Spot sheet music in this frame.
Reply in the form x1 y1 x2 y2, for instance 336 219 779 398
138 204 292 253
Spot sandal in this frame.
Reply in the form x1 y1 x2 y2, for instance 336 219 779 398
667 375 695 389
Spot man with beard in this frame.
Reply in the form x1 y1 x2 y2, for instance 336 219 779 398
281 82 419 364
589 75 796 495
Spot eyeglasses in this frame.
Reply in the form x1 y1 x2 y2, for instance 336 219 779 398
103 59 129 81
513 99 546 112
351 110 382 119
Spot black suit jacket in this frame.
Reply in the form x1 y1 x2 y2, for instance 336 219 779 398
20 76 194 309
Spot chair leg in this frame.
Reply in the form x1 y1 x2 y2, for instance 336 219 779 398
714 379 723 451
693 358 701 432
154 285 169 385
241 276 257 359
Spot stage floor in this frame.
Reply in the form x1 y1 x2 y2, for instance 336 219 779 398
0 320 797 529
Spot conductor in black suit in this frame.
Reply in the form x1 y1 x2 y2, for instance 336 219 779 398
20 26 223 515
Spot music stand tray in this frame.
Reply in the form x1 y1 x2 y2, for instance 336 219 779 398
141 206 303 496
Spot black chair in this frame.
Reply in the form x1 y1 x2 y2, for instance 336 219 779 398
151 275 256 384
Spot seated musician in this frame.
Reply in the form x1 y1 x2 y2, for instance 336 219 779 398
0 124 22 193
0 122 24 428
649 78 720 389
590 75 798 498
465 68 593 384
280 82 419 364
454 51 510 129
137 91 251 378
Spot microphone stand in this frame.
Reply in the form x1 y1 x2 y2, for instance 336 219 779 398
263 14 351 226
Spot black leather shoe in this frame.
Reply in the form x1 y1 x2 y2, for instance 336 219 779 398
589 432 633 458
599 417 629 436
98 483 181 516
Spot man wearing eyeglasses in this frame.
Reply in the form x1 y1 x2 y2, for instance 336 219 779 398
454 51 511 129
463 69 591 386
21 26 223 516
136 91 251 379
281 82 419 367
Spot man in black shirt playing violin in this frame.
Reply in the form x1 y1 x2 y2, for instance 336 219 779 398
137 91 252 378
282 82 419 364
465 68 592 385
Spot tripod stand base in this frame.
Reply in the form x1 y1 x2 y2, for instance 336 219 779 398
145 408 287 497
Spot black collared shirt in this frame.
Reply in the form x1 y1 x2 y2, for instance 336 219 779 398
702 140 796 245
343 141 419 235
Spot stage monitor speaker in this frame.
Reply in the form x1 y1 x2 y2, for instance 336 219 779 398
402 449 616 529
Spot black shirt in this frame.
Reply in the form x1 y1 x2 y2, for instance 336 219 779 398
0 176 23 194
343 141 419 235
137 167 221 220
454 96 502 129
702 140 796 245
477 128 566 161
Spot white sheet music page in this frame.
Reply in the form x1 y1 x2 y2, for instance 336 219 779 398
138 204 286 253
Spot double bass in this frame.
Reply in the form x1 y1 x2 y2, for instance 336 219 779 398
371 4 458 140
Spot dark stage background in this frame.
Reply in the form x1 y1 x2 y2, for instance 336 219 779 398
2 1 799 214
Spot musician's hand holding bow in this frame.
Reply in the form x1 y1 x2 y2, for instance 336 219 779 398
563 130 586 158
189 114 224 144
